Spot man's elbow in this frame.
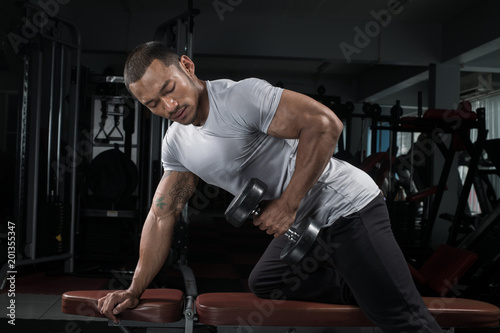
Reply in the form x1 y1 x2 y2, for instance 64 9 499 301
317 108 343 142
330 119 343 146
331 113 343 139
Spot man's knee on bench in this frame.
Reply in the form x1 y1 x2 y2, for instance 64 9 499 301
248 265 355 305
247 269 280 299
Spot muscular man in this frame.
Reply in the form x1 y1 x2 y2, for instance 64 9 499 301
98 41 442 332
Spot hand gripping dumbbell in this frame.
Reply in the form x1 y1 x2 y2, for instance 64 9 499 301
224 178 324 265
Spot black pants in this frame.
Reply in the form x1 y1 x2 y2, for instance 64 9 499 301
248 195 443 333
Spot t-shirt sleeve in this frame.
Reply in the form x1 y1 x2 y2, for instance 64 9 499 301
161 129 189 172
225 78 284 133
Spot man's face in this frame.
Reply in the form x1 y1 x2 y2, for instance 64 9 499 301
130 58 202 126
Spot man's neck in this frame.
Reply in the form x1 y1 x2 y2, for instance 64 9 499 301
194 80 210 126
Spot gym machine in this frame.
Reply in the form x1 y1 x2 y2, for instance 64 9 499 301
456 139 500 303
470 138 500 216
76 89 142 264
1 3 81 287
370 97 487 250
360 98 500 303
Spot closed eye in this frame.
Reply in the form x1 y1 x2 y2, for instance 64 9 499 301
162 84 175 95
144 80 174 108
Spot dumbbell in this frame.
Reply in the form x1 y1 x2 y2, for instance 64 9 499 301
224 178 323 265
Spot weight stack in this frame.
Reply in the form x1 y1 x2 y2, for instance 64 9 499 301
37 201 70 257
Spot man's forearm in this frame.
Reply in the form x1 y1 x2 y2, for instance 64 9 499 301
127 171 197 296
97 171 197 321
128 211 176 297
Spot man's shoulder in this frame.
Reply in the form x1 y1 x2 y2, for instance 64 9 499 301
208 78 266 94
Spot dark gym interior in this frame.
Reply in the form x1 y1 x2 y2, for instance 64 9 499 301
1 0 500 332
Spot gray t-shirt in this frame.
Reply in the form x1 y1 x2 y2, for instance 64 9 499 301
162 78 380 227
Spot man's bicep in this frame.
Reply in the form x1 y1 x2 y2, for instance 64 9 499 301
151 170 198 218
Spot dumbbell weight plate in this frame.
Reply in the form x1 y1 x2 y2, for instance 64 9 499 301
344 101 355 113
280 217 323 265
371 104 382 117
225 178 267 227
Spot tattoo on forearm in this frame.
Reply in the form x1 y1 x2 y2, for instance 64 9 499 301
169 173 195 212
155 172 195 212
155 196 167 210
161 170 173 181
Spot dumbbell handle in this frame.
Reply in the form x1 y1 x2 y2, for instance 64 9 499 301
285 229 300 243
252 205 300 243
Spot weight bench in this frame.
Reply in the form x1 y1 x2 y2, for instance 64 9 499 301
62 289 500 332
62 289 193 332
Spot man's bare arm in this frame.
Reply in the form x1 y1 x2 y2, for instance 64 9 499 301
97 170 198 323
129 171 197 296
254 89 342 237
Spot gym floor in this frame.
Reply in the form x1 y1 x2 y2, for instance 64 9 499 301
1 214 499 332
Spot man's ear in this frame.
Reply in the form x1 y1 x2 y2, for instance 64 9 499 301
179 55 195 75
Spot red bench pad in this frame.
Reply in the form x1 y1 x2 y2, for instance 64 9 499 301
62 289 184 323
196 293 500 328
